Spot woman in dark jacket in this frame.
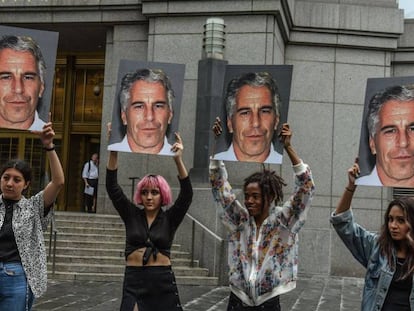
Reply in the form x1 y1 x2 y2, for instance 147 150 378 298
106 132 193 311
332 159 414 311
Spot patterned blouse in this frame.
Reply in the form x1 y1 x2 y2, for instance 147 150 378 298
0 192 52 298
209 159 315 306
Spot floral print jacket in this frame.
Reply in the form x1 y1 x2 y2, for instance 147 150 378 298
0 192 52 298
209 159 315 306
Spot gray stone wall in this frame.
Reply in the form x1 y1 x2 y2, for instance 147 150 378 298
4 0 413 280
91 0 411 279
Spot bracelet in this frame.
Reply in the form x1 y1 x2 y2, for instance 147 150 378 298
44 145 55 151
345 187 355 193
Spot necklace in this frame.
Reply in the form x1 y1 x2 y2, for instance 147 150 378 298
397 257 407 266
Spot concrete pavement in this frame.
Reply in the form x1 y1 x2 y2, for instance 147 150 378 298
33 275 364 311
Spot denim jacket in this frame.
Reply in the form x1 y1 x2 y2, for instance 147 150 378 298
331 209 414 311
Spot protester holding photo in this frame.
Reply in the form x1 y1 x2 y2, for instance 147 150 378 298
0 122 64 311
106 124 192 311
210 122 315 310
332 158 414 310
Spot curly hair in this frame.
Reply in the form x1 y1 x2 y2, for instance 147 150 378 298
243 169 287 207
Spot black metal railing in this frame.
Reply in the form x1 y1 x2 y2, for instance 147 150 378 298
48 209 58 275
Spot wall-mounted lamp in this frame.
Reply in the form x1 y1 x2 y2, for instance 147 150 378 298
203 17 226 59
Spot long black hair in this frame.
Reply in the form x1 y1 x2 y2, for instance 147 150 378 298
378 196 414 280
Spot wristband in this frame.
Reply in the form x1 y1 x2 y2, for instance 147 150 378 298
44 145 55 151
345 187 355 193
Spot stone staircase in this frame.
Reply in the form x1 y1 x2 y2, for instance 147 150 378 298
44 212 218 286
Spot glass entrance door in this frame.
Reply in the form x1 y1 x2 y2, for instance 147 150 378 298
0 133 63 204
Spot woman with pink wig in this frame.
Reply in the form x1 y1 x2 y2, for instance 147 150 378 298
106 132 193 311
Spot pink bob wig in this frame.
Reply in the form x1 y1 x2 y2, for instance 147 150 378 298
134 174 173 206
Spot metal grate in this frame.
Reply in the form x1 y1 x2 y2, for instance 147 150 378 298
392 187 414 198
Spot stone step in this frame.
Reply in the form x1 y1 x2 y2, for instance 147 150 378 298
44 240 181 252
46 211 219 287
47 262 209 276
53 220 125 230
46 226 125 235
47 254 199 267
45 246 191 259
45 232 125 242
46 246 123 258
53 212 122 223
44 239 125 249
48 272 219 286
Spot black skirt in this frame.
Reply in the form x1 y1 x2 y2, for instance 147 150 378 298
227 292 280 311
120 265 182 311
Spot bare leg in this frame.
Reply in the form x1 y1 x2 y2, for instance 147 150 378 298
133 303 138 311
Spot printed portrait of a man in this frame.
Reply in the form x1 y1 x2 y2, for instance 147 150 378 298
0 25 58 131
357 76 414 188
212 65 292 164
108 60 185 156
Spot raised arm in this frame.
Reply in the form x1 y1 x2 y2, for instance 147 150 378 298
335 158 359 215
331 158 376 267
171 132 188 179
279 123 300 166
35 122 65 209
106 123 119 170
107 151 118 170
276 123 315 231
105 122 133 220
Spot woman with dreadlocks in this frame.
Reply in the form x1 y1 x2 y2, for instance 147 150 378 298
331 159 414 311
210 122 315 310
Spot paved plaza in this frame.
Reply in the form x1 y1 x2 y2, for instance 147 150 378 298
33 275 364 311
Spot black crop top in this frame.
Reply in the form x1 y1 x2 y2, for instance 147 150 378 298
106 168 193 265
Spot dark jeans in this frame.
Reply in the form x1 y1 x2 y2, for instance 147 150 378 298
84 178 98 213
227 292 281 311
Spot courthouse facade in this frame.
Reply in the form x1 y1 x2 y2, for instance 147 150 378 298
2 0 414 278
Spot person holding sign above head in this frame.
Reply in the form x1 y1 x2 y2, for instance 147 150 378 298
210 122 315 310
332 158 414 311
0 121 64 311
106 123 193 311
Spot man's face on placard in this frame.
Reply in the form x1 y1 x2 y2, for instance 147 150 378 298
121 80 173 154
227 85 279 162
369 99 414 187
0 48 44 130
